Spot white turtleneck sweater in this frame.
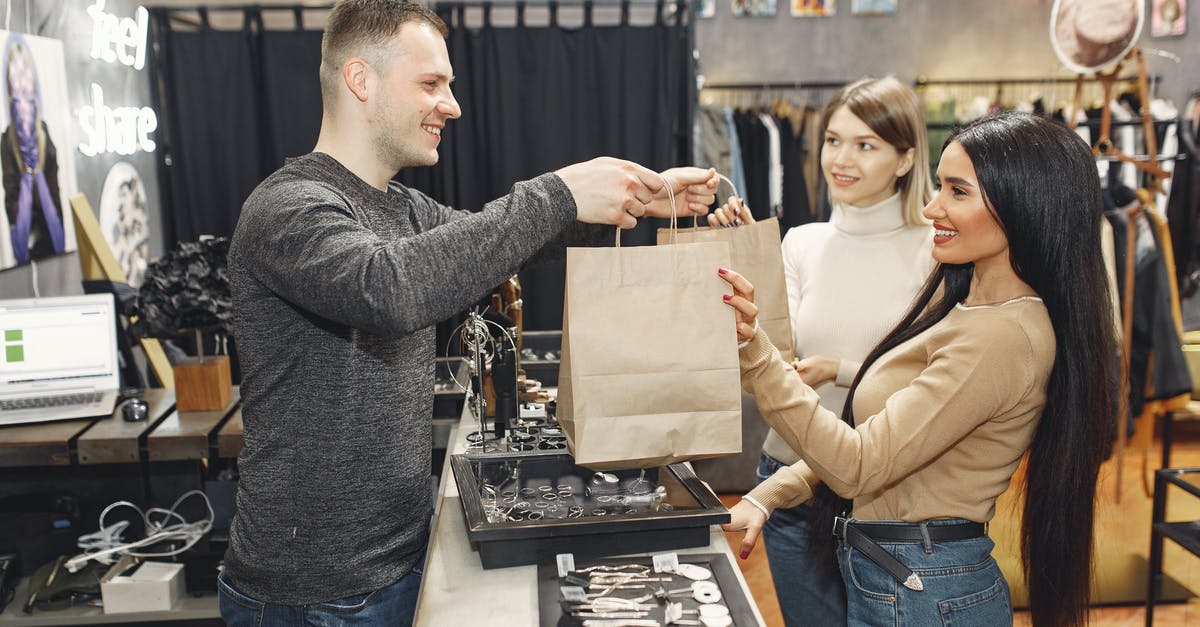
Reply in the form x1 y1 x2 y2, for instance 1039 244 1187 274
761 193 934 464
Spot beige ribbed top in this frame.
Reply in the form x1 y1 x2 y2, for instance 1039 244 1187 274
743 297 1055 523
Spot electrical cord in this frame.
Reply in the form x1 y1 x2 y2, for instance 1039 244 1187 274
64 490 214 573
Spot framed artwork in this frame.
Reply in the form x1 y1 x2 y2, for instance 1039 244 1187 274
0 31 78 271
733 0 777 17
791 0 835 16
98 162 150 286
697 0 716 18
1151 0 1186 37
852 0 896 15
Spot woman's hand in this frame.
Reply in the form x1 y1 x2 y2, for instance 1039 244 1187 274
707 196 755 228
649 167 719 217
793 355 839 387
721 499 768 559
718 267 758 343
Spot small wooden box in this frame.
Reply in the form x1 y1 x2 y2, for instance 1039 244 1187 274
174 355 233 411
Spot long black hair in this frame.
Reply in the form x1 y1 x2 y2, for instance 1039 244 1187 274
810 111 1114 627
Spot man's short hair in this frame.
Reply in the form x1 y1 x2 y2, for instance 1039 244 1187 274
319 0 448 106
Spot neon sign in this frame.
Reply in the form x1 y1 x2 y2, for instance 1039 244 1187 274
86 0 148 71
78 1 157 156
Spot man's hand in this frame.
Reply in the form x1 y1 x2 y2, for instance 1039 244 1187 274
793 355 839 387
721 499 768 559
555 157 664 229
645 167 719 218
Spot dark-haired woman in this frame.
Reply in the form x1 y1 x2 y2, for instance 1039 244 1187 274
710 75 933 627
718 111 1113 626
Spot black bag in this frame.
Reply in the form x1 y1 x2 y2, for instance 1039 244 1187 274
23 556 104 613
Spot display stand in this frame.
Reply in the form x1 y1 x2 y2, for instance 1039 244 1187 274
1068 49 1174 504
68 193 174 389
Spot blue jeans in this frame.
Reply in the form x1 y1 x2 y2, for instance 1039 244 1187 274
758 453 847 627
218 559 424 627
836 519 1012 626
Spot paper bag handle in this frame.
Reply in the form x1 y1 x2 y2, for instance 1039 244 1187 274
616 172 678 248
688 172 743 230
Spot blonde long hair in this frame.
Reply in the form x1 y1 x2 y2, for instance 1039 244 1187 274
821 76 932 226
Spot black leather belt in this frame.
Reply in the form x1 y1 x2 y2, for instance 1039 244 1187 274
833 517 988 592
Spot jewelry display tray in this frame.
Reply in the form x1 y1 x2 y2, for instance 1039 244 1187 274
450 451 730 569
536 553 758 627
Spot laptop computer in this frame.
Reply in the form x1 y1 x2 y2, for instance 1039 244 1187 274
0 294 121 426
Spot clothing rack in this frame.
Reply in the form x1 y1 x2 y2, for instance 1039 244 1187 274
914 75 1160 88
701 80 849 91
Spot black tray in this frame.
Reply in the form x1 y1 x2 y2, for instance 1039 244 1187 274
536 553 758 627
451 451 729 569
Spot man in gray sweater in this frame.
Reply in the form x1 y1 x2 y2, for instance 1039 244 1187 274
219 1 717 625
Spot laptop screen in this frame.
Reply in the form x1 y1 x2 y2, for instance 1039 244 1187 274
0 294 119 392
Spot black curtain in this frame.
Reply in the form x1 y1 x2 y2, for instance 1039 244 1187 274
148 1 694 332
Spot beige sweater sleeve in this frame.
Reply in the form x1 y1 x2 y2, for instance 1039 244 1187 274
746 457 820 513
738 319 1039 513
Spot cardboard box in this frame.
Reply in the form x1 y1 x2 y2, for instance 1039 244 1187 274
100 558 185 614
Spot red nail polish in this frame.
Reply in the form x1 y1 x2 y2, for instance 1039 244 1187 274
718 268 727 275
723 294 732 301
739 551 749 560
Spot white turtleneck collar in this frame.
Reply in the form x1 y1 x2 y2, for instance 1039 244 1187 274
830 192 908 236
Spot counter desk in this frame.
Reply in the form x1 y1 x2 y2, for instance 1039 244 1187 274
414 409 768 627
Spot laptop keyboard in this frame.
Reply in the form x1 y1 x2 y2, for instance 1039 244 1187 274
0 391 104 411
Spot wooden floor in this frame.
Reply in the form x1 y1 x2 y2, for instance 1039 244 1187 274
719 422 1200 626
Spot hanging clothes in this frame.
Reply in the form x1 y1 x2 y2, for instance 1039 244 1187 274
694 105 731 180
777 115 812 228
734 110 770 221
1167 95 1200 298
1106 189 1192 424
723 108 748 201
758 113 783 219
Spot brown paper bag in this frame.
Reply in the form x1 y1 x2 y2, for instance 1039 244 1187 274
658 217 794 362
557 237 742 470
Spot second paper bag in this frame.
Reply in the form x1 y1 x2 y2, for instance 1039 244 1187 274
658 217 794 362
558 240 742 470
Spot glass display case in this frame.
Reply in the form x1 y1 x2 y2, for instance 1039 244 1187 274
450 451 729 569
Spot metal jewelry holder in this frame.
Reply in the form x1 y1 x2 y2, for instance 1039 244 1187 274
448 310 518 453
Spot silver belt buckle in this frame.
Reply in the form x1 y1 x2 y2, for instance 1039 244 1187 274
832 515 848 538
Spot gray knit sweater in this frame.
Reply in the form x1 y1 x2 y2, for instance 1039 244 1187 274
225 152 591 603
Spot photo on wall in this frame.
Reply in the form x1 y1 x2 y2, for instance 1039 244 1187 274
791 0 835 16
1151 0 1186 37
733 0 777 17
98 162 149 286
0 31 77 271
851 0 896 15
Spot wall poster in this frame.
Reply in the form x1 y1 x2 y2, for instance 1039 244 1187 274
851 0 896 15
734 0 778 17
0 31 77 271
791 0 835 16
1151 0 1186 37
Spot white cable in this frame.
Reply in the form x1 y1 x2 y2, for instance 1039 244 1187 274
65 490 214 573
